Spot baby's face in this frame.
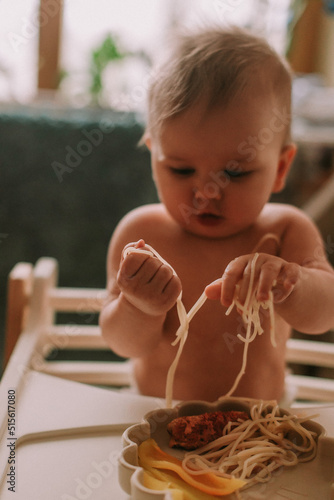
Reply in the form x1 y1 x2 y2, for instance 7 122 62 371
148 94 293 239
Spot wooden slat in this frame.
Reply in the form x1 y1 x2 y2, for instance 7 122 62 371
4 263 33 368
49 288 107 312
33 360 133 386
47 325 107 349
287 0 323 74
286 338 334 369
26 258 58 332
38 0 63 89
286 374 334 403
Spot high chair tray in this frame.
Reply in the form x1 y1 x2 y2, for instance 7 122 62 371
0 425 129 500
0 372 334 499
0 372 163 500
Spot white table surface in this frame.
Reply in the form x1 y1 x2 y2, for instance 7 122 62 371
0 372 164 500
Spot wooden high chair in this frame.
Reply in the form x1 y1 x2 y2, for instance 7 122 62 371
2 257 132 390
0 258 161 500
2 255 334 403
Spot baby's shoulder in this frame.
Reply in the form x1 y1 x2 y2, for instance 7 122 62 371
262 202 324 258
118 203 169 230
107 204 170 272
110 203 171 247
263 202 313 227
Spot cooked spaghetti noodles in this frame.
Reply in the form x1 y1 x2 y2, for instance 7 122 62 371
165 251 275 407
124 240 277 408
181 401 318 488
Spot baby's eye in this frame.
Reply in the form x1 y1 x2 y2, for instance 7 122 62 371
169 167 195 177
224 169 250 179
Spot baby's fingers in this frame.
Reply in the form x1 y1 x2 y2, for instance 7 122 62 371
220 257 249 307
121 239 146 261
255 259 285 302
205 279 222 300
271 263 300 303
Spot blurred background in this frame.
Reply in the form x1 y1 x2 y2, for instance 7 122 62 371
1 0 334 375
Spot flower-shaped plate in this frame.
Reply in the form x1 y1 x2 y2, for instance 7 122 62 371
118 397 334 500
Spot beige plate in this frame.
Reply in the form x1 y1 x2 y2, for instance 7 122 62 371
119 397 334 500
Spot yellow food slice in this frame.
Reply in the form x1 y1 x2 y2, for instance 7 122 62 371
138 438 245 496
142 470 184 499
143 465 243 500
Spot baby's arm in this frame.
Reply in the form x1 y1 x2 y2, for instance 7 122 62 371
206 208 334 334
99 234 181 358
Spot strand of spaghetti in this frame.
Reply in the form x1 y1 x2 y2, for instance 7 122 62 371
123 242 277 406
242 253 259 321
172 290 208 346
224 254 260 397
252 232 280 253
224 254 278 396
267 292 276 347
167 252 275 405
123 243 189 341
165 290 208 407
165 333 188 408
123 244 203 407
181 402 318 487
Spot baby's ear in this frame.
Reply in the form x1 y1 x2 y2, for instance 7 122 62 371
272 143 297 193
144 133 152 151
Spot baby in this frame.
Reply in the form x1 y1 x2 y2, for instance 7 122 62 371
99 26 334 403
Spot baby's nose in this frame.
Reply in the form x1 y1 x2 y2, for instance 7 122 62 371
193 180 222 202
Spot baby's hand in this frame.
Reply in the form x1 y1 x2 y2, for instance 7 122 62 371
117 240 182 316
205 253 300 307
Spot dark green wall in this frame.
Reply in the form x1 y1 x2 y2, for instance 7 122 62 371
0 105 158 372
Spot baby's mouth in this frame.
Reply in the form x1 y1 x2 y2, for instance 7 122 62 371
196 212 223 226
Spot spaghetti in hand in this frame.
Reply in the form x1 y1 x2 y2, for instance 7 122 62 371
119 240 182 317
206 252 299 308
123 241 286 407
165 252 281 406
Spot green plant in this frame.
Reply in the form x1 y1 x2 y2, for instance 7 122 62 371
89 33 126 104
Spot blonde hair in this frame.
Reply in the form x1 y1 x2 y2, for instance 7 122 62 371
146 26 293 141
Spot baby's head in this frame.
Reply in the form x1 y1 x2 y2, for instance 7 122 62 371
146 26 292 144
